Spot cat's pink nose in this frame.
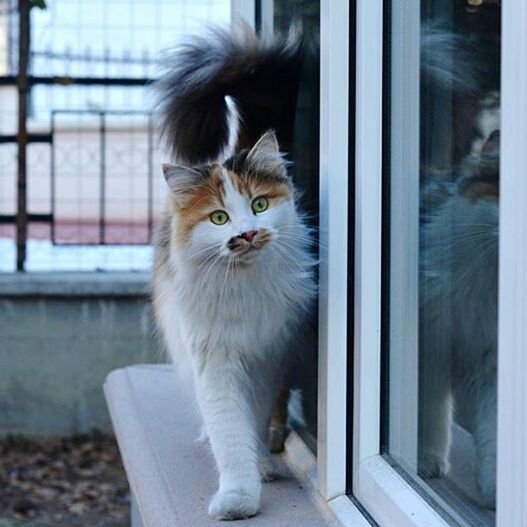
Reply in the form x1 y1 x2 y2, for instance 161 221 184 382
240 230 257 242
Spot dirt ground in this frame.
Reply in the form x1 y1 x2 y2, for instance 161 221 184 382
0 433 130 527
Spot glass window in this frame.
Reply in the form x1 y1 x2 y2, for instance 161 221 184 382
382 1 500 525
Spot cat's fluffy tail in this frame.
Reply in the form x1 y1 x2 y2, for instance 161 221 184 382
155 24 303 165
421 24 483 93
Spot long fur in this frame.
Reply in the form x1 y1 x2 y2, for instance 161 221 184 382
412 23 500 509
421 25 482 93
419 138 499 508
155 24 303 165
153 27 315 521
420 24 498 174
153 157 316 519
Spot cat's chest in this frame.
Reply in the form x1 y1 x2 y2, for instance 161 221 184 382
171 254 314 352
194 281 291 328
186 294 288 359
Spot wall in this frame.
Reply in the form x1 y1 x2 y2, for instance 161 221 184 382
0 272 165 436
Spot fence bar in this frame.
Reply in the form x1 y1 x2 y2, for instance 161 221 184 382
16 0 30 271
0 75 153 86
0 213 52 224
0 133 52 143
99 112 106 244
50 111 56 243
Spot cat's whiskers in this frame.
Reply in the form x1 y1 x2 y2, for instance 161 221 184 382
439 231 498 252
195 251 227 293
272 243 313 276
275 238 318 266
218 255 232 307
279 231 322 250
193 248 223 272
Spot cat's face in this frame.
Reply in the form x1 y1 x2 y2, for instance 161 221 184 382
460 129 499 203
163 131 297 265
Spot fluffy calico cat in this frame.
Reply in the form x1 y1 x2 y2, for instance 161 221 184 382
152 27 316 520
419 130 499 508
417 17 500 508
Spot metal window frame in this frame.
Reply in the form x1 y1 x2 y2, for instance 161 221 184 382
348 1 449 525
496 2 527 525
383 0 420 472
317 0 450 523
317 0 351 501
331 1 527 527
322 0 453 524
316 2 374 524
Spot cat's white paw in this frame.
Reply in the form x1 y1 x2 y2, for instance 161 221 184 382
418 452 450 479
208 488 260 520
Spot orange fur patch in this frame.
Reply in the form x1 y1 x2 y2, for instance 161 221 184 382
170 167 292 246
228 170 292 203
173 166 226 244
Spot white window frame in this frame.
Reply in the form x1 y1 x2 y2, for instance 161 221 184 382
340 0 448 524
385 0 420 473
497 1 527 525
231 1 527 526
319 1 449 524
322 0 526 525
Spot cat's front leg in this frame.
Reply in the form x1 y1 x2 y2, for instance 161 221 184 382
418 356 452 478
269 386 290 454
473 381 497 508
195 355 261 520
253 377 286 482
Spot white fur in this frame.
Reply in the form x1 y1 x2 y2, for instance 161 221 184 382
218 96 241 163
154 169 316 520
419 189 498 508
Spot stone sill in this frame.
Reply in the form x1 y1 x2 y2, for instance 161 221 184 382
104 365 337 527
0 271 150 297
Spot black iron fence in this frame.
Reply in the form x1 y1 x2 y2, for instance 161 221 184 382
50 110 155 246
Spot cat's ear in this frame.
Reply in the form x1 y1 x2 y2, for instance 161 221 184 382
479 130 499 181
162 163 202 205
245 130 287 179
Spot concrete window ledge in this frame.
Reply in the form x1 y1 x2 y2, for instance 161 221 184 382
0 271 150 297
104 365 337 527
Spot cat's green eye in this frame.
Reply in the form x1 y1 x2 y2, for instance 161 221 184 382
251 196 269 214
210 210 229 225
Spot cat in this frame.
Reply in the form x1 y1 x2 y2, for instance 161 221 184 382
152 26 316 520
417 18 500 509
418 129 499 509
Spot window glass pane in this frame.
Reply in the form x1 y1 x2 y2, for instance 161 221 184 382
382 2 500 525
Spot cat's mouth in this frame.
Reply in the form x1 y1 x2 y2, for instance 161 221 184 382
227 230 273 260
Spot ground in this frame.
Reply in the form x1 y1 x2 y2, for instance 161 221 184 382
0 433 129 527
